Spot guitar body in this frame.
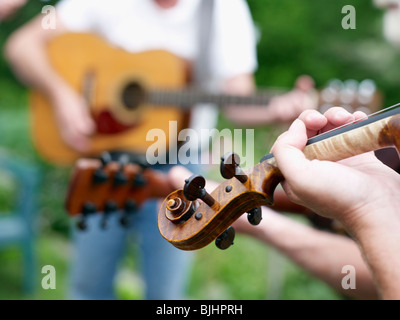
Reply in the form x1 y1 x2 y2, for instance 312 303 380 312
30 33 189 165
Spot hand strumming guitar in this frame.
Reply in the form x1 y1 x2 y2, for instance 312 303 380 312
50 85 95 153
5 16 95 154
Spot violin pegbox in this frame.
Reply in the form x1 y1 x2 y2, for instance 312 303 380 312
158 152 281 251
183 175 236 250
220 153 263 226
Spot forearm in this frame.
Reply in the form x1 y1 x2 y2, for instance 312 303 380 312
361 235 400 300
242 209 378 299
5 16 69 98
221 74 271 126
5 16 96 151
349 206 400 300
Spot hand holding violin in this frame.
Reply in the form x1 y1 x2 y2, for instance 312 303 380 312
272 107 400 233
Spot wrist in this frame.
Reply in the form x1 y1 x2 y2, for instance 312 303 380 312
341 200 400 298
46 79 76 104
355 214 400 299
342 199 400 240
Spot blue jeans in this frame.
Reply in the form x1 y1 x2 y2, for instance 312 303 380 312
68 162 200 300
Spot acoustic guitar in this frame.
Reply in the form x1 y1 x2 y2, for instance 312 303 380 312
30 33 382 165
29 33 274 165
157 105 400 251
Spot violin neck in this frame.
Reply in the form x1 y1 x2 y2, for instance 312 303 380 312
262 107 400 164
304 115 399 162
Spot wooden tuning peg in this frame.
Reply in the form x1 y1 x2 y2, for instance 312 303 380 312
215 226 235 250
220 152 248 183
183 175 216 207
247 207 262 226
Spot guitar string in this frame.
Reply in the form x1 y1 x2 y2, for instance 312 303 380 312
150 88 400 136
149 89 274 107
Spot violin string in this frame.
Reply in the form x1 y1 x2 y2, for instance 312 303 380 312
312 102 400 140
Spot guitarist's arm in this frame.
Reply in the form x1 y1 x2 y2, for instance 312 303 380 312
5 15 95 152
221 74 317 126
0 0 27 20
233 209 378 300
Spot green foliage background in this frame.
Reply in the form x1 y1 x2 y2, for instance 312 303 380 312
0 0 398 300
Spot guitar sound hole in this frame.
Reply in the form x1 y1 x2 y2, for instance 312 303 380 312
122 82 146 110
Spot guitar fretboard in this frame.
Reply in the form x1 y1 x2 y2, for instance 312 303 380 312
146 89 282 108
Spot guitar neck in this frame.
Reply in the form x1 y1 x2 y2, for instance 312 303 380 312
146 80 381 111
147 89 282 108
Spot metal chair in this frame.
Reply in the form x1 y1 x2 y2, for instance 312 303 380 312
0 152 40 294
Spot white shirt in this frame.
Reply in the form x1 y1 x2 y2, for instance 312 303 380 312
57 0 258 147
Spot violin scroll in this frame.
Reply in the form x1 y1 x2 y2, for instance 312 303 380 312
164 190 198 224
158 153 283 251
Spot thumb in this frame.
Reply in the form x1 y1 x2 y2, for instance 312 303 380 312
271 119 311 184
